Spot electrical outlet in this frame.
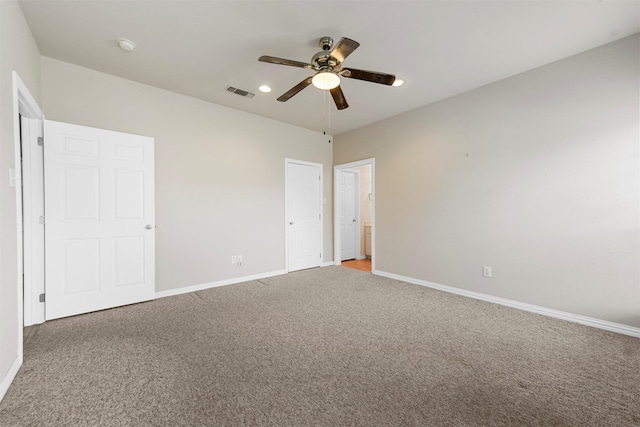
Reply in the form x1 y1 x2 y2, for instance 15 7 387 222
231 256 237 265
237 255 242 266
483 266 492 278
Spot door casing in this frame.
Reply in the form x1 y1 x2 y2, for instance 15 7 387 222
10 72 44 401
334 159 375 272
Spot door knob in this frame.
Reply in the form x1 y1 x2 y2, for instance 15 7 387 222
289 222 294 225
352 219 356 222
145 224 153 230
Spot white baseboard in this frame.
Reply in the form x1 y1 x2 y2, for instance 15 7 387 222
0 356 22 403
322 261 335 267
155 269 287 299
356 255 366 260
374 270 640 338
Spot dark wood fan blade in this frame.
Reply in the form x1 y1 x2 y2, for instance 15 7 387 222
330 85 349 110
277 77 313 102
259 56 312 69
342 68 395 85
330 37 360 63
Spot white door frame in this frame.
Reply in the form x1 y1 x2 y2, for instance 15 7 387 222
334 158 375 271
339 169 361 261
21 117 45 326
12 72 44 375
284 158 323 272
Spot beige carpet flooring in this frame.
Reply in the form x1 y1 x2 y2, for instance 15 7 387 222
1 266 639 426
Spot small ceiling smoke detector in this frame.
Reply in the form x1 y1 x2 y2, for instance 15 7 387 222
117 38 136 52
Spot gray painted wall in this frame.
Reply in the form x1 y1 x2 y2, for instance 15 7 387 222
0 0 41 386
41 57 333 293
334 35 639 328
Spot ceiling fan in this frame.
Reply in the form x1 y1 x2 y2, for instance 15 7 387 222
259 36 396 110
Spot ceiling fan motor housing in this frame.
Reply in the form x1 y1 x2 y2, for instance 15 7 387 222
313 36 340 70
319 36 334 50
312 51 339 70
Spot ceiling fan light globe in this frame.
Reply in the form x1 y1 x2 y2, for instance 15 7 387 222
312 71 340 90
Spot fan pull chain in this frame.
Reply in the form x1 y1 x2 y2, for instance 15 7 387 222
328 91 331 141
322 89 332 143
322 90 332 144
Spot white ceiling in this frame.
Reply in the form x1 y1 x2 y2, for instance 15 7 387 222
18 0 640 136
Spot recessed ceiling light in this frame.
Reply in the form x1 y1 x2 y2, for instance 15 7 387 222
392 78 405 87
258 85 272 93
117 38 136 52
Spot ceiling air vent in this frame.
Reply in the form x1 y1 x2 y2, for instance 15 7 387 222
225 85 255 99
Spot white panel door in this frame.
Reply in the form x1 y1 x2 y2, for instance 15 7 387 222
44 120 155 320
339 171 358 261
286 161 322 272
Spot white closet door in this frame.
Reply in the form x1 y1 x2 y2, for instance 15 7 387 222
286 160 322 272
339 170 358 261
44 120 155 320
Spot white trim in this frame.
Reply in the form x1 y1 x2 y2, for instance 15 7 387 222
155 269 287 299
284 158 323 272
7 72 44 402
14 72 43 119
0 356 22 402
321 261 334 267
334 159 375 271
21 117 33 326
375 270 640 338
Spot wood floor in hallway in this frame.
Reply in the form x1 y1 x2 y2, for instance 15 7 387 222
341 258 372 273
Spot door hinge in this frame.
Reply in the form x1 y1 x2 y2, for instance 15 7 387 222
39 215 45 225
37 137 43 146
319 213 321 220
318 175 321 181
39 293 45 303
320 253 322 258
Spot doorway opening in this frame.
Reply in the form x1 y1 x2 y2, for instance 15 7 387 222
334 159 374 273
